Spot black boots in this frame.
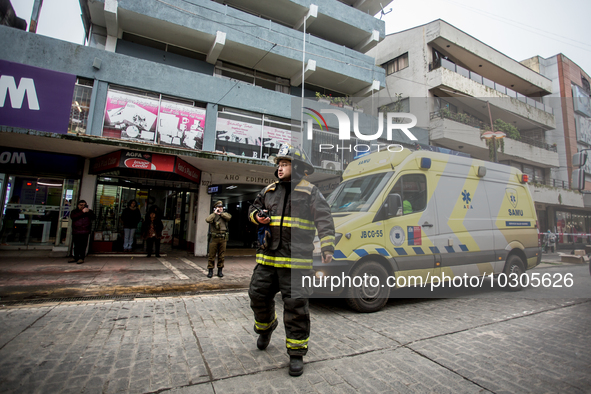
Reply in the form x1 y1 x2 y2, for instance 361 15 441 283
289 356 304 376
257 331 273 350
207 268 224 278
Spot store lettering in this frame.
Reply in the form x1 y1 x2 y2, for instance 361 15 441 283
0 75 40 110
225 175 240 180
0 151 26 164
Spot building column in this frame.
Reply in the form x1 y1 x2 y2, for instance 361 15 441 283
194 178 212 256
203 103 218 152
79 159 97 208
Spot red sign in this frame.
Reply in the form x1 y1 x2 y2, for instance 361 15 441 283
90 150 200 184
90 151 122 173
175 157 201 183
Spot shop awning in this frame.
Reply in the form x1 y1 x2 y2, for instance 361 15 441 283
90 150 201 184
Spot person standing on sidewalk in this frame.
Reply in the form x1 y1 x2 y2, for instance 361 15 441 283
248 145 335 377
205 201 231 278
69 200 95 264
142 210 163 257
121 199 142 252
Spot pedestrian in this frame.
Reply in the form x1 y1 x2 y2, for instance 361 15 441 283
121 199 142 252
248 144 335 377
69 200 95 264
142 210 163 257
205 200 231 278
546 229 556 253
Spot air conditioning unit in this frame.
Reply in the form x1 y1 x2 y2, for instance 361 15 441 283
321 160 342 171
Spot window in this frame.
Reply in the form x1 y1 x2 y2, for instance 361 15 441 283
327 173 393 213
68 78 93 135
582 76 591 95
214 61 290 94
383 53 409 75
390 174 427 215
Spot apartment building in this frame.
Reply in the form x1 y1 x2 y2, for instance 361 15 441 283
0 0 388 255
522 54 591 239
366 19 575 234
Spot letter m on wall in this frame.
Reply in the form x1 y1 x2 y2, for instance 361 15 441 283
0 75 40 110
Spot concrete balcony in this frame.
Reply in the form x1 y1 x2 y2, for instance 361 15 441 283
430 117 559 168
427 66 556 129
84 0 385 95
528 184 583 208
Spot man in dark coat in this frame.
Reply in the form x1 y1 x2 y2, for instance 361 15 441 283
69 200 95 264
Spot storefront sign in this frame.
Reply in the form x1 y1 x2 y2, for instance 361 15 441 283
120 151 175 172
90 150 122 173
175 157 201 183
158 101 206 149
0 147 83 177
90 150 201 184
0 59 76 134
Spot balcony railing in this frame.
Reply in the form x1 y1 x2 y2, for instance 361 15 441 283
430 111 557 153
532 179 570 190
429 58 554 115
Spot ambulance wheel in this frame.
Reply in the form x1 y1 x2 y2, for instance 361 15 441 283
345 261 390 313
502 255 525 291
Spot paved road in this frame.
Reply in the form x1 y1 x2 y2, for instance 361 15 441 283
1 265 589 393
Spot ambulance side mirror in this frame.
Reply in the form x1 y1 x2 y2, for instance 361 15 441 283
386 194 403 218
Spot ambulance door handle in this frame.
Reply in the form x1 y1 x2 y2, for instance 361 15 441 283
422 222 433 228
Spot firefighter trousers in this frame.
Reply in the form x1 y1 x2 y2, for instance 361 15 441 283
248 264 311 356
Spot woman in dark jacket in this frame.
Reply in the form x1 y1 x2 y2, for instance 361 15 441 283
69 200 95 264
121 199 142 252
142 211 163 257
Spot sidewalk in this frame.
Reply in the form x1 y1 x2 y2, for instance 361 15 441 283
0 249 257 303
0 249 584 304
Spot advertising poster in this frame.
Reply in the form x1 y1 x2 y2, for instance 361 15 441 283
262 125 291 150
158 101 206 150
216 118 262 146
103 90 159 142
161 220 174 244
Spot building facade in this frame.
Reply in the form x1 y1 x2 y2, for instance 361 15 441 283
0 0 388 255
365 19 591 246
522 54 591 243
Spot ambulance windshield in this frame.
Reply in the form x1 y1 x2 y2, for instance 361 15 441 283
327 173 393 213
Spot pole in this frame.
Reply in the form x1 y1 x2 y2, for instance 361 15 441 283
486 101 497 162
300 15 306 137
29 0 44 33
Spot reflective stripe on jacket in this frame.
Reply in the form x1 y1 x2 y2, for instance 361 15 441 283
248 178 335 269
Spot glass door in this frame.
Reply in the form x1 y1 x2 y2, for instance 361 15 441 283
0 176 74 248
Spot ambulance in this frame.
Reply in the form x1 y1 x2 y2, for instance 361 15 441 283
313 148 541 312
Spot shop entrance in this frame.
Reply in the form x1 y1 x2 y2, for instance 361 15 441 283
93 177 196 253
208 184 265 251
0 175 79 249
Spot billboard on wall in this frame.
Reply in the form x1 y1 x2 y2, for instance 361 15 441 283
0 59 76 134
216 117 262 146
573 84 591 118
103 90 159 143
575 115 591 146
158 101 206 150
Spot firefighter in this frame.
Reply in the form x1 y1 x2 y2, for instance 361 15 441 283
248 144 335 377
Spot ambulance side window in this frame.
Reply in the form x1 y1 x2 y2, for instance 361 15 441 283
390 174 427 215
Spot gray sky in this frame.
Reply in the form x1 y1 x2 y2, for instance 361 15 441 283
11 0 591 76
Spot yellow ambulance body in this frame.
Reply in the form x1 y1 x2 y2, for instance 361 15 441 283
315 148 541 312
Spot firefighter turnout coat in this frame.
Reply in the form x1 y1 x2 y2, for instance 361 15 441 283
248 178 335 269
